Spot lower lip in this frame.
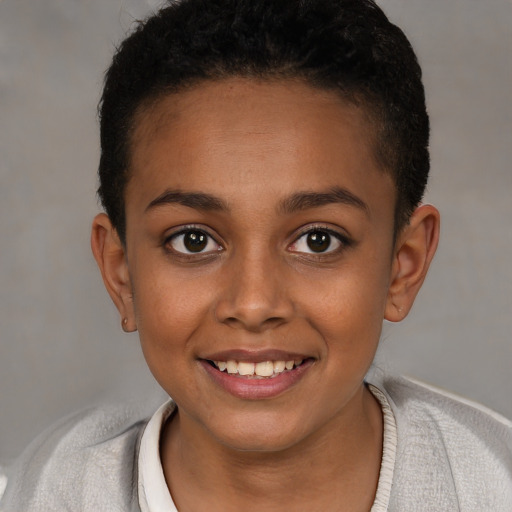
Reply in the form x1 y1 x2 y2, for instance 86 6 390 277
200 359 313 400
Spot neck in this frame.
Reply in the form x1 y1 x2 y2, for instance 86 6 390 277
160 385 383 512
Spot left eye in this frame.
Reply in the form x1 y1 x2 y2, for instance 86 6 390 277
167 229 221 254
289 229 342 254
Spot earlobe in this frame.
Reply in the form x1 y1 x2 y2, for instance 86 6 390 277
91 213 137 332
385 204 440 322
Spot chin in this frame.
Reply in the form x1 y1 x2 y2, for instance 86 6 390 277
207 411 314 454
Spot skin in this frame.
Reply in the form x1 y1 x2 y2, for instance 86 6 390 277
92 78 439 512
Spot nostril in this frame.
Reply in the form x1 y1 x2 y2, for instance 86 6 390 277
265 317 287 326
221 315 287 332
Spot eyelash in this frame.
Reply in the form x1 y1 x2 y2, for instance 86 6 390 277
288 225 353 256
163 225 222 258
163 224 353 259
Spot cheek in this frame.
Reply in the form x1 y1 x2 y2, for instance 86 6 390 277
131 263 214 358
297 262 392 366
133 280 211 399
303 262 391 323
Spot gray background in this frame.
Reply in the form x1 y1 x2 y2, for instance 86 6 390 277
0 0 510 462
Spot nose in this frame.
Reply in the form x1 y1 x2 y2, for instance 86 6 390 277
214 250 294 332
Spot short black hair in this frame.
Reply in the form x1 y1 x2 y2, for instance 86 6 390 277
98 0 429 242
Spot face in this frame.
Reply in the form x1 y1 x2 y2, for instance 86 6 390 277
122 78 398 451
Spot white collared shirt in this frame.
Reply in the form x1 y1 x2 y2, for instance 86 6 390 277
137 385 398 512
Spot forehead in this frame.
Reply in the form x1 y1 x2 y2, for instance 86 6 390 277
126 78 394 216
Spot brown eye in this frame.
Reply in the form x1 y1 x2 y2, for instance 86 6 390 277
168 229 220 254
306 231 331 253
289 228 344 255
183 231 207 252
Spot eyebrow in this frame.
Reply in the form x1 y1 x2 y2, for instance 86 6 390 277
278 186 369 215
145 190 230 213
145 186 368 216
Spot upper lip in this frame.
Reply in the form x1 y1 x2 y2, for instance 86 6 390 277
200 349 312 363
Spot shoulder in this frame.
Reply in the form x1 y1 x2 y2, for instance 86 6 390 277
374 374 512 511
0 400 155 512
382 374 512 438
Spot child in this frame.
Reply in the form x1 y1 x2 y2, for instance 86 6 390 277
1 0 510 510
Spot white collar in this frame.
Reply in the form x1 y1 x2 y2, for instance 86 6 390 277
137 386 397 512
138 400 178 512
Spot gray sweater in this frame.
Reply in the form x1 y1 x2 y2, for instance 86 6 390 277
1 375 511 511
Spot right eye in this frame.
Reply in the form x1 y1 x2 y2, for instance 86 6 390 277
166 229 222 254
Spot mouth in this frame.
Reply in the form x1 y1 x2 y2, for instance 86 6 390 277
200 353 314 399
207 358 307 378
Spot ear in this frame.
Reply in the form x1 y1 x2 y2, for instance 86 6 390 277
385 204 440 322
91 213 137 332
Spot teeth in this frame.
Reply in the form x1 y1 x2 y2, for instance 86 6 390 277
213 359 304 377
226 360 238 374
273 361 285 373
255 361 274 377
238 362 255 376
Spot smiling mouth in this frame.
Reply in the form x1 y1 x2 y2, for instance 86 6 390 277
207 359 307 378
